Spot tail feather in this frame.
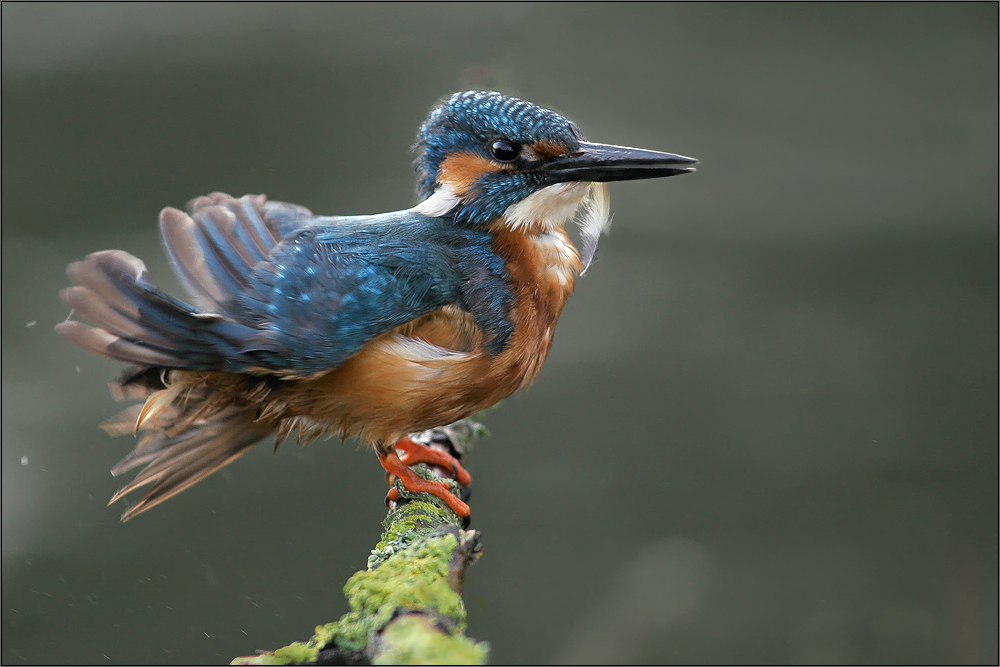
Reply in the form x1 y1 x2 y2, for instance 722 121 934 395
56 192 322 519
56 250 260 371
56 320 187 367
65 250 164 330
61 285 175 349
59 193 319 372
106 401 270 521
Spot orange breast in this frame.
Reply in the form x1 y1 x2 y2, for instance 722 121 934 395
295 224 583 449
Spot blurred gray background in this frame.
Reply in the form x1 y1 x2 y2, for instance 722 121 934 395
2 3 996 664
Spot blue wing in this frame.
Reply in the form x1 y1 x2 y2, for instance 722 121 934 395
59 193 511 375
234 214 470 370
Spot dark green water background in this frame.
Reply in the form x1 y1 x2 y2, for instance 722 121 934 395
3 4 997 664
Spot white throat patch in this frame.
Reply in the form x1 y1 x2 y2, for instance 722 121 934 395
578 181 611 274
504 182 589 232
504 182 611 272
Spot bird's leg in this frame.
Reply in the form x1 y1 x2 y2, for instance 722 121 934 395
378 436 471 519
395 436 473 486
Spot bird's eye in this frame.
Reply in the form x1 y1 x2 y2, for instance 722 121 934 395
489 140 520 163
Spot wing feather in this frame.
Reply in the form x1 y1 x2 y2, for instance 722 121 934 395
59 193 500 376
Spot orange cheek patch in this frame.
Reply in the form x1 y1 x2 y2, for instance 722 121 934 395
531 139 568 159
438 152 505 196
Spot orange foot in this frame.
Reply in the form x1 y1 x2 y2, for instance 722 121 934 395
378 436 471 519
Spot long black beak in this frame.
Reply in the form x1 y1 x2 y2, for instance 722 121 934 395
540 141 697 184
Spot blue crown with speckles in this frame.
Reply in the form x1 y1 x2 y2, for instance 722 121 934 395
413 91 584 201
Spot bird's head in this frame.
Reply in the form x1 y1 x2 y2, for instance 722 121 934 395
412 91 696 268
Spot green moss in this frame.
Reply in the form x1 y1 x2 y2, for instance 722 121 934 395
233 493 482 665
369 500 461 570
374 615 489 665
319 531 467 654
230 635 326 665
231 528 469 664
230 643 309 665
232 420 489 665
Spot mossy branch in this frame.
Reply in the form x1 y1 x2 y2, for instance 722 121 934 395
232 420 490 666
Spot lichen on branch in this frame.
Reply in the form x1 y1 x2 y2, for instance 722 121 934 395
232 420 489 666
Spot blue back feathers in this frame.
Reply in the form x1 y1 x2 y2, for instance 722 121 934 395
240 212 514 370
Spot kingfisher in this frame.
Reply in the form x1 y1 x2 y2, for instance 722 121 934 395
57 91 696 522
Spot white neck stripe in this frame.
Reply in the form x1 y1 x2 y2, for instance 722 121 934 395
412 185 459 217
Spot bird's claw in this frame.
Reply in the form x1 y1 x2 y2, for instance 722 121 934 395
379 437 472 523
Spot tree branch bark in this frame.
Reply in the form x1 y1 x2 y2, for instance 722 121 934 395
232 420 489 666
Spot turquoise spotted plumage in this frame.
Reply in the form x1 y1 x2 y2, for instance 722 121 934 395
56 91 696 521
